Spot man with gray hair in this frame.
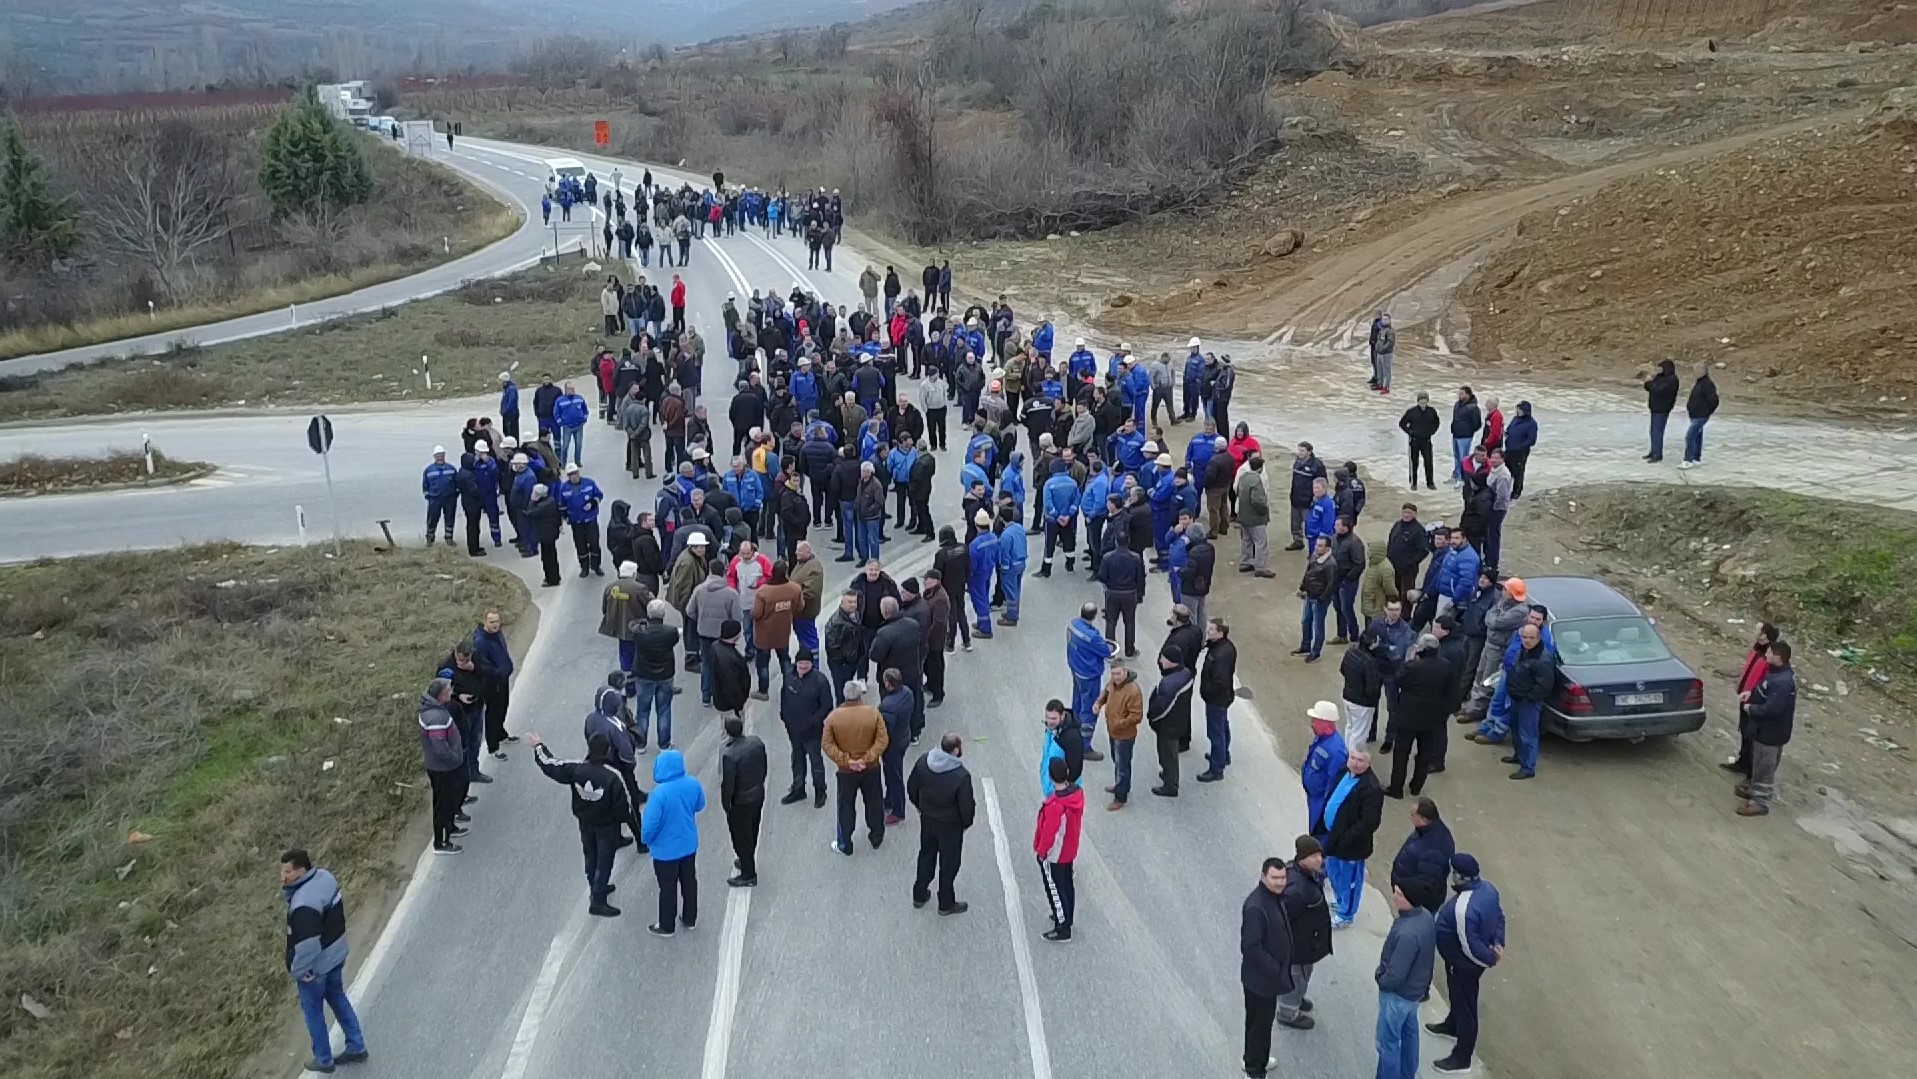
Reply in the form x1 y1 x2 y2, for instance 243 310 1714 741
418 678 468 855
822 677 889 856
1386 633 1455 798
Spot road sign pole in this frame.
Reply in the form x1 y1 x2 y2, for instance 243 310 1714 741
320 448 342 557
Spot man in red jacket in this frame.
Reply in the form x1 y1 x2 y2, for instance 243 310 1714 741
670 275 688 333
1034 757 1085 942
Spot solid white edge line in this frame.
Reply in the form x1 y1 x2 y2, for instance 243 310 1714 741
700 888 754 1079
983 778 1055 1079
499 921 577 1079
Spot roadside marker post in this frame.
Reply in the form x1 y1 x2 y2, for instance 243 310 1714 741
305 415 343 557
296 505 308 547
141 433 154 476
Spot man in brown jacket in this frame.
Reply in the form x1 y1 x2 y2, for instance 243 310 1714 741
921 570 954 708
823 679 889 856
750 560 803 699
599 561 653 684
1094 660 1144 810
790 540 826 656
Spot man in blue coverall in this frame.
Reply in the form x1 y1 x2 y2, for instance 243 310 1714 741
556 463 606 577
423 446 458 545
967 510 1000 639
1066 602 1115 751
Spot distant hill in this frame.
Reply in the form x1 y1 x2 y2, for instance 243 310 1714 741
0 0 920 92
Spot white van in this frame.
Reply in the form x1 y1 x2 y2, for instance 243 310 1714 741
547 158 588 186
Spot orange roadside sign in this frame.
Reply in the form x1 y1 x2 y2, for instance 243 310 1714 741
593 120 610 147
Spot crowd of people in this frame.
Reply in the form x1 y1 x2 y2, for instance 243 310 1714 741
372 207 1795 1079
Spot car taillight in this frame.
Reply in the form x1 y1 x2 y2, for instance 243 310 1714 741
1683 680 1703 708
1559 682 1595 715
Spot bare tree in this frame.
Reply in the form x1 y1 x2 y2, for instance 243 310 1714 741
95 123 241 303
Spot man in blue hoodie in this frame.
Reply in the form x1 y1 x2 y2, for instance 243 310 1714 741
422 446 458 547
1066 602 1115 748
557 463 606 578
640 748 706 937
282 849 367 1073
1429 852 1505 1075
995 506 1028 627
1039 457 1081 577
966 510 1000 639
554 381 592 468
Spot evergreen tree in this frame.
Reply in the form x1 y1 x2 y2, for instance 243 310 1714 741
257 85 374 219
0 116 80 266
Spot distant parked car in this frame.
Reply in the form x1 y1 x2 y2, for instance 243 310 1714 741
1523 576 1706 742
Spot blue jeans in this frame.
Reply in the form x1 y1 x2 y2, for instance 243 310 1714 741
794 618 819 654
1683 416 1708 463
1512 699 1543 775
837 502 857 554
1648 411 1670 459
1111 736 1135 802
1452 436 1473 480
699 638 715 704
753 643 790 694
295 966 365 1068
559 424 584 467
859 518 883 564
632 678 673 747
1375 991 1420 1079
1335 580 1359 640
1205 703 1231 772
1299 598 1329 657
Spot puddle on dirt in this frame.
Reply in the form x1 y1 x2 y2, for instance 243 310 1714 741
1798 787 1917 886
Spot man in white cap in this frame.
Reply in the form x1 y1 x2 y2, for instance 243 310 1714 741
1181 337 1206 424
423 446 458 546
557 462 607 578
1067 336 1097 383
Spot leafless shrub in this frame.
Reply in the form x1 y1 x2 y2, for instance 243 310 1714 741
95 122 242 304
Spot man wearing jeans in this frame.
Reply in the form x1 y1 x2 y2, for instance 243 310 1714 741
1094 662 1142 809
281 849 368 1073
1375 882 1436 1079
1680 361 1719 470
1502 623 1555 781
554 382 591 468
630 600 680 751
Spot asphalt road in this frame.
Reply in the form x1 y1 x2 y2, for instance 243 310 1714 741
0 138 1430 1079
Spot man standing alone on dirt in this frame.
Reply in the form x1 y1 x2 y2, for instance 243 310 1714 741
1736 640 1796 817
1398 392 1440 491
282 848 368 1074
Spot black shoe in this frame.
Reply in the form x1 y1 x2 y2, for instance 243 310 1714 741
1255 570 1276 578
1427 764 1447 774
780 790 806 805
1431 1059 1474 1075
471 773 494 784
1278 1013 1315 1030
1150 785 1178 798
1196 771 1222 783
928 697 944 708
814 792 827 808
1383 787 1404 799
432 843 463 855
1042 927 1072 942
1300 998 1314 1013
869 833 884 850
305 1060 336 1074
578 568 591 579
454 812 471 823
913 895 929 909
1238 564 1254 573
615 835 634 850
589 902 621 917
1509 769 1535 780
1284 541 1304 551
1379 741 1394 754
1425 1022 1456 1037
940 902 970 916
1718 761 1750 774
646 923 675 937
1500 754 1519 764
1329 636 1349 646
831 840 852 856
1290 647 1309 656
335 1050 369 1064
462 793 477 805
727 875 758 888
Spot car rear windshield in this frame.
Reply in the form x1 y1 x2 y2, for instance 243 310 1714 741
1551 617 1673 666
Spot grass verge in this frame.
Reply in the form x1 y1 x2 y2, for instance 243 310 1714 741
0 542 531 1078
1554 485 1917 679
0 266 618 424
0 154 522 363
0 449 211 496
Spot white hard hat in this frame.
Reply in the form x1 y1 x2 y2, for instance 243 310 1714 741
501 436 518 448
565 462 580 473
498 371 512 382
1307 701 1341 724
688 533 709 546
974 509 992 527
1214 437 1228 449
1143 441 1158 454
475 441 491 453
1188 337 1201 348
432 445 446 455
619 561 639 577
692 447 710 459
1118 342 1132 351
511 453 529 464
1156 454 1173 467
1075 337 1086 347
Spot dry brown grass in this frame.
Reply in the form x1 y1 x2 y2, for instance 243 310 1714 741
0 543 531 1078
0 448 210 494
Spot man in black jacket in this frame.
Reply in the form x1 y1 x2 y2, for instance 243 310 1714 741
533 376 562 439
1389 796 1456 912
720 716 768 886
778 648 835 807
1240 857 1294 1079
1286 442 1327 550
1642 358 1680 462
708 620 752 720
1681 360 1719 469
1278 836 1333 1031
1385 636 1455 798
1181 522 1216 631
1196 618 1238 784
1398 391 1441 490
528 732 639 917
1096 541 1146 658
1737 639 1796 817
1148 647 1195 797
868 595 924 741
907 731 977 915
1503 622 1556 781
1330 517 1366 645
1386 504 1432 601
1324 750 1385 926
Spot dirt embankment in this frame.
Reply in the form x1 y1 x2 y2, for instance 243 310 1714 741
1459 106 1917 411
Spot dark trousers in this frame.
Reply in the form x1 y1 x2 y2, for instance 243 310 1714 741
835 767 885 848
1205 703 1232 772
1244 989 1279 1076
1387 725 1442 795
726 801 763 879
571 521 602 571
882 741 909 818
926 408 947 450
924 648 947 701
483 683 511 752
428 768 463 845
1440 959 1486 1064
1085 517 1106 571
913 822 964 910
426 496 456 540
463 502 484 554
579 822 620 903
1408 439 1434 488
1156 732 1180 793
1507 448 1531 500
1103 589 1138 653
786 727 826 794
653 853 698 929
539 539 560 585
1038 857 1075 928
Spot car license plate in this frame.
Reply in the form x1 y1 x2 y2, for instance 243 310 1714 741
1616 692 1664 707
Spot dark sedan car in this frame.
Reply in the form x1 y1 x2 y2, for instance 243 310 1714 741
1524 576 1706 741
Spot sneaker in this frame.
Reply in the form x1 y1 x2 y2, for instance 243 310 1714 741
335 1050 368 1064
1195 771 1223 783
1238 564 1254 573
1277 1013 1315 1030
780 790 806 805
1328 637 1349 646
681 918 697 930
1247 1056 1278 1078
1083 749 1105 762
1431 1058 1473 1075
588 902 621 917
454 812 471 823
726 875 758 888
1042 927 1072 942
1509 769 1535 780
432 843 463 855
1736 802 1769 816
939 902 970 916
646 923 675 937
831 840 852 856
491 751 508 760
462 794 478 806
913 895 930 909
449 827 470 838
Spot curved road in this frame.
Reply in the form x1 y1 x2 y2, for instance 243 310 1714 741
0 137 1418 1079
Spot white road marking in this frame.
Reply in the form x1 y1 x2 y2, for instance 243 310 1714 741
982 778 1055 1079
699 888 753 1079
701 237 755 298
499 914 580 1079
742 232 819 294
